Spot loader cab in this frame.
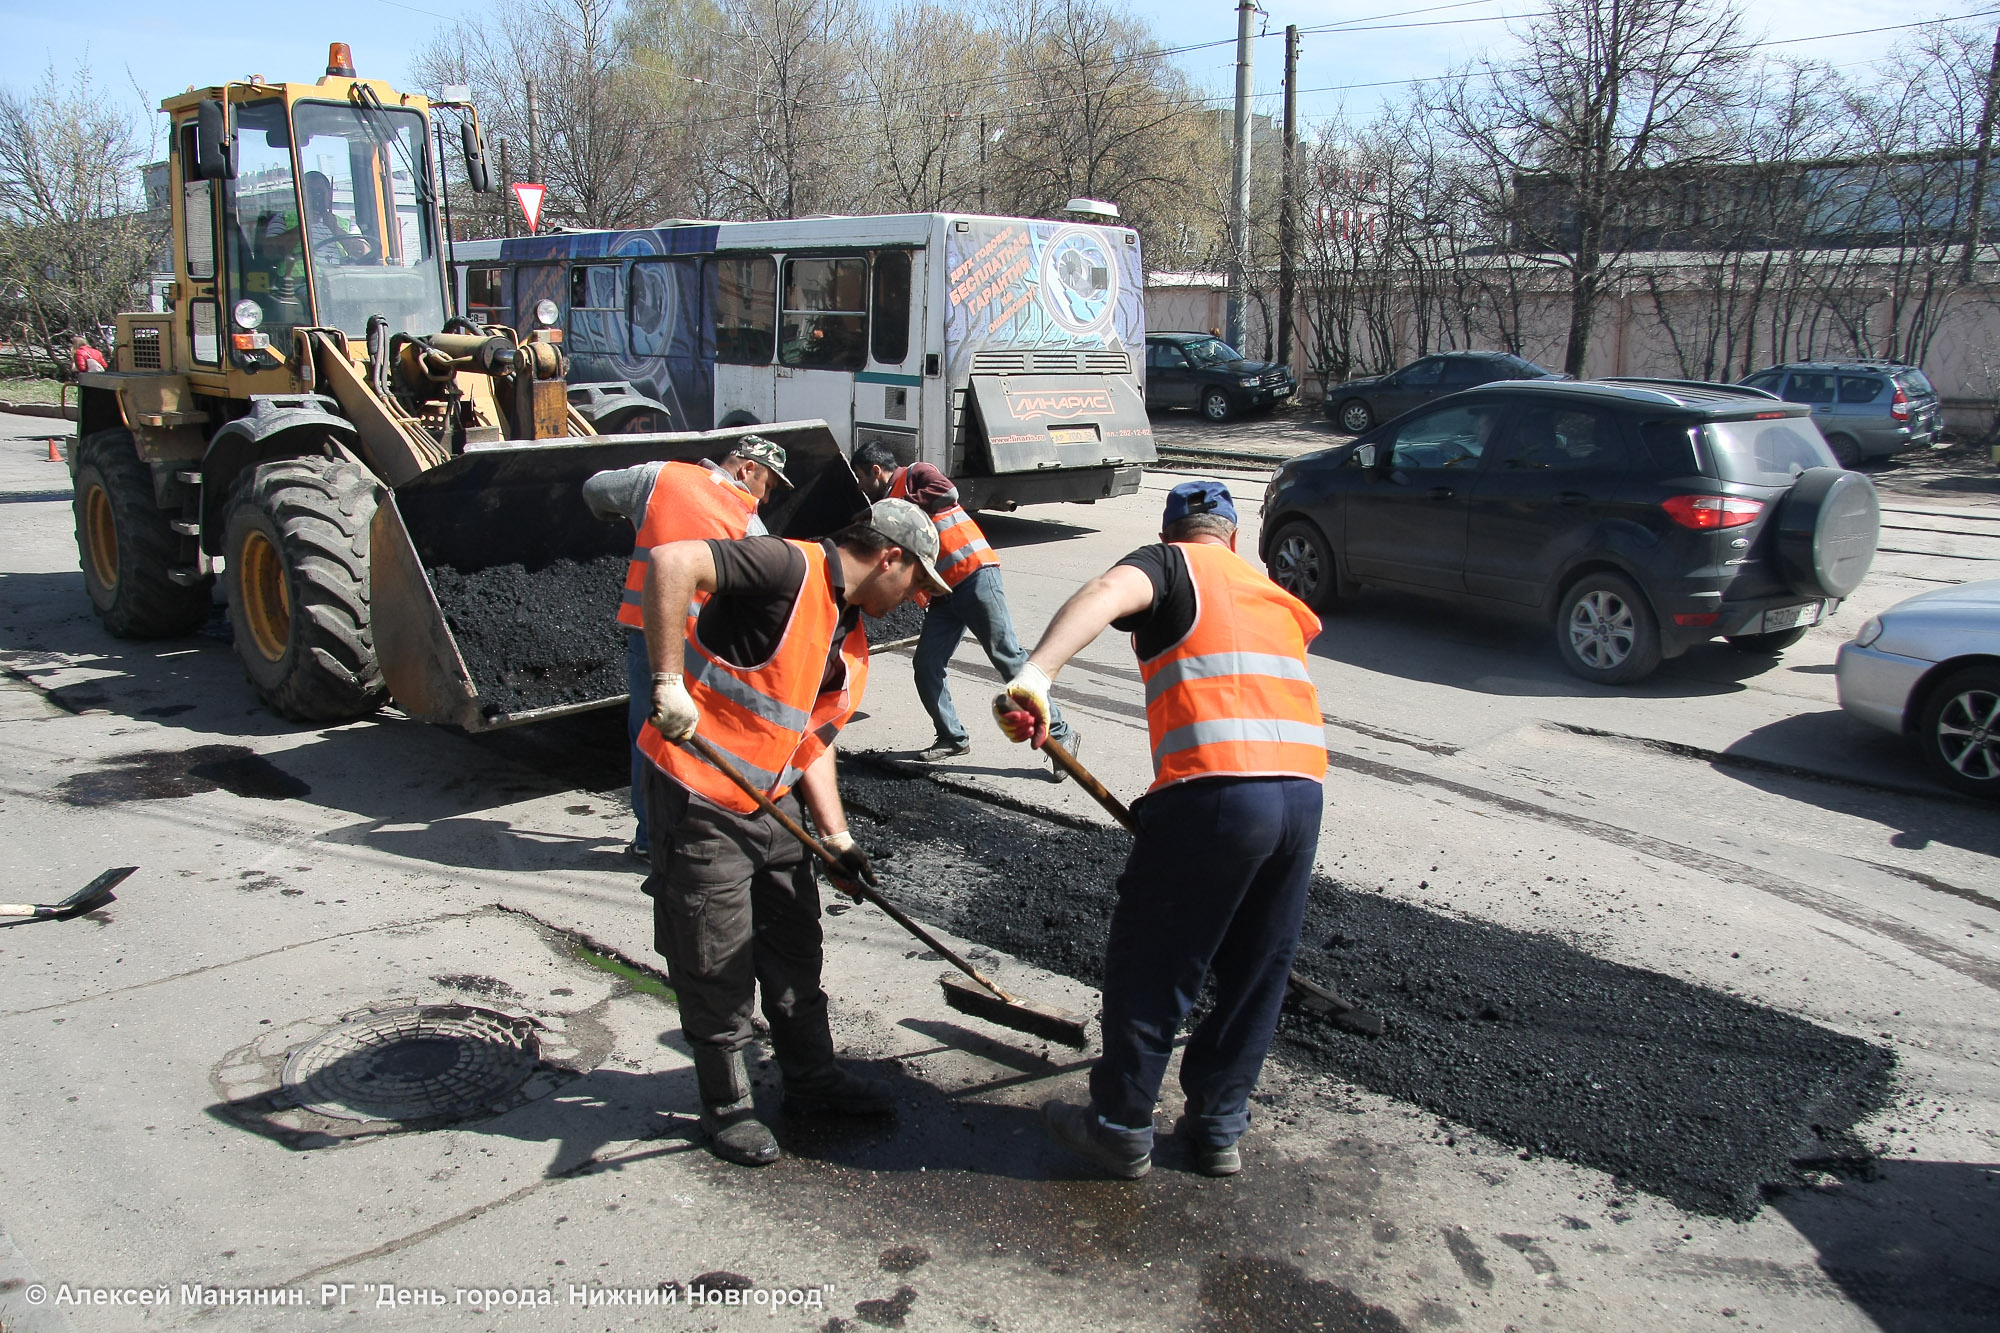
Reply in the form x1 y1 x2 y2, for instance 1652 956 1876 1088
157 70 447 391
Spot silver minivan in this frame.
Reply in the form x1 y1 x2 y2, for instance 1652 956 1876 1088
1738 361 1942 466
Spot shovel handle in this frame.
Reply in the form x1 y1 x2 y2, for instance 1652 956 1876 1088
680 734 1022 1005
1041 737 1136 832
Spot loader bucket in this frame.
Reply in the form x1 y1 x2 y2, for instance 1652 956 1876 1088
370 421 868 731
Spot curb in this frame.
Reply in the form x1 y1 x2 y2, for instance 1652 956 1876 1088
0 401 78 421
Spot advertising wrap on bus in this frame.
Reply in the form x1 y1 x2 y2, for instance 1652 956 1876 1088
941 218 1145 378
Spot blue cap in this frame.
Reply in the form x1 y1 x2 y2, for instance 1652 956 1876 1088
1162 480 1238 527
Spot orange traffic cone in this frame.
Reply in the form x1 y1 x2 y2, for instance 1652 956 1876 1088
45 437 61 462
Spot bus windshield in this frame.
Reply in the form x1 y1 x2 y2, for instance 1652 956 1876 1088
230 99 445 342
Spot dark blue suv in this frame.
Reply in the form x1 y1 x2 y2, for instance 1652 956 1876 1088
1259 378 1882 684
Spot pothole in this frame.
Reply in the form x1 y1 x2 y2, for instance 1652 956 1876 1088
211 999 611 1147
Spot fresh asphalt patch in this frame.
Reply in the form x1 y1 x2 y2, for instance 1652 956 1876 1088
836 755 1894 1220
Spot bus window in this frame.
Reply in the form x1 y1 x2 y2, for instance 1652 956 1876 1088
630 257 697 358
569 263 626 355
466 265 507 325
782 256 867 371
715 255 776 364
870 251 911 366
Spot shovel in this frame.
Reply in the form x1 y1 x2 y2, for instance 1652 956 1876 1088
1036 736 1387 1037
0 867 135 920
679 734 1091 1048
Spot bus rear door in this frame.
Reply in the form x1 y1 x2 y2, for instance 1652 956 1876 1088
852 248 924 466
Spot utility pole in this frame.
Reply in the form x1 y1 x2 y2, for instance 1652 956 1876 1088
1228 0 1255 349
498 137 513 239
979 114 987 214
1960 24 2000 283
525 79 542 187
1278 24 1298 369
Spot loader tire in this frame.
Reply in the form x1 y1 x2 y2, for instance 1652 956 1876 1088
222 455 386 723
72 428 211 638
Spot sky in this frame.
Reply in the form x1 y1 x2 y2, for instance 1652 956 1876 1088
0 0 1987 150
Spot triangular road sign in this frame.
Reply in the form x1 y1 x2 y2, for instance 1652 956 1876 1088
512 183 547 234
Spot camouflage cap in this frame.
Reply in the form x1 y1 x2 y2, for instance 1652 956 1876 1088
728 434 793 489
865 498 951 595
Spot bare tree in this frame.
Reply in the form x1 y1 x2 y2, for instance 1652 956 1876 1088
704 0 866 220
1438 0 1749 375
0 62 162 372
857 2 1004 212
415 0 684 230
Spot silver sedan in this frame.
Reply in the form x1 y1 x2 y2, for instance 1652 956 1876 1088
1837 579 2000 798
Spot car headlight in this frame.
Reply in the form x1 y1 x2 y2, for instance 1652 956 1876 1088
1853 616 1883 648
1239 375 1260 386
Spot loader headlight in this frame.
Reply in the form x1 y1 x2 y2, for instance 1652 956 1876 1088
233 299 264 330
534 298 560 328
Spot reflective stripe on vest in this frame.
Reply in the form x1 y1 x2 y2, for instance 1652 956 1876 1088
1136 542 1326 792
616 462 761 629
635 541 869 814
889 467 996 589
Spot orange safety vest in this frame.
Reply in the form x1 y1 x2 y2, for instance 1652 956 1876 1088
637 540 871 814
889 466 998 590
1136 542 1327 793
616 461 762 629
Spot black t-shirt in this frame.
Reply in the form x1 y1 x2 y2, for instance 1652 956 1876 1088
697 536 858 693
1111 543 1198 661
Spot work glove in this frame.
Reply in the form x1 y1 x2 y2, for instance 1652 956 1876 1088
648 672 699 741
822 829 877 900
992 663 1053 749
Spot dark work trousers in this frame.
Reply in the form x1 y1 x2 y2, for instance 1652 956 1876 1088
624 630 650 853
642 762 829 1060
1088 775 1323 1152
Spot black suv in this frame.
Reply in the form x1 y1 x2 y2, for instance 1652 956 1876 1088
1324 351 1560 434
1144 332 1297 421
1260 378 1881 684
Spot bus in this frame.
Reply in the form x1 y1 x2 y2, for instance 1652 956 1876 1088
451 212 1154 510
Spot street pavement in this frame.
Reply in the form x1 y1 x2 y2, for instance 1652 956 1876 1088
1 407 1995 1331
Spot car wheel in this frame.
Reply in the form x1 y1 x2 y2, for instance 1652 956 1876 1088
1338 399 1373 433
1824 433 1863 468
1202 388 1234 422
1266 520 1347 612
1724 626 1810 653
1555 572 1663 684
1917 665 2000 799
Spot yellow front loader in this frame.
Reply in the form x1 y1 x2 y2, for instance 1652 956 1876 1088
71 45 862 728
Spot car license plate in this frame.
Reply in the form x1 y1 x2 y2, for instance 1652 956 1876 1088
1762 602 1822 632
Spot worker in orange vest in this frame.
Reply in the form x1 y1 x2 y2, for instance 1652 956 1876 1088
995 480 1326 1180
639 499 950 1166
850 441 1079 778
584 436 791 861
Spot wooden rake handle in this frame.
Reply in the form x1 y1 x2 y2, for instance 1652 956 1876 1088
678 733 1021 1004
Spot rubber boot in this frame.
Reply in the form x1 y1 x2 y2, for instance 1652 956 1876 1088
692 1046 779 1166
770 1012 895 1116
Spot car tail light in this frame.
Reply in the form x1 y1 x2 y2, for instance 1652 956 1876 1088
1674 612 1721 627
1661 495 1764 529
1890 386 1910 422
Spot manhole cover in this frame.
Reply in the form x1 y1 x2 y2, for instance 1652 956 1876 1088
280 1004 541 1123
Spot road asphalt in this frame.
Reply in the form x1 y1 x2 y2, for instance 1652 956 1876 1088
1 408 1995 1331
